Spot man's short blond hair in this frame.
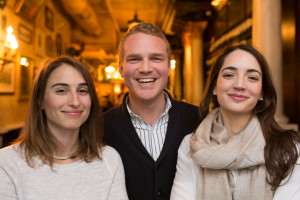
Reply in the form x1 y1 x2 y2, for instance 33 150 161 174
118 22 171 63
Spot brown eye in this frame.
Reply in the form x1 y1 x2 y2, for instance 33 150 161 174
56 89 67 94
222 73 233 78
78 88 89 95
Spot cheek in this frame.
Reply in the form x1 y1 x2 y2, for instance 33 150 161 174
215 78 230 92
250 83 263 97
83 96 92 109
157 64 170 76
122 65 135 77
44 95 63 110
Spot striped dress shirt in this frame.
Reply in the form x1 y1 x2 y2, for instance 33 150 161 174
126 93 172 161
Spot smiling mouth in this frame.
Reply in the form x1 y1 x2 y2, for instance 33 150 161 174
229 94 247 98
137 78 156 83
63 111 82 116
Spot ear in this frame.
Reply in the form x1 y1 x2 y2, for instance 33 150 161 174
119 62 124 78
213 87 217 95
259 92 264 101
167 62 171 75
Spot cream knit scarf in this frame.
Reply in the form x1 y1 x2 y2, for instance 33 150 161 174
190 108 273 200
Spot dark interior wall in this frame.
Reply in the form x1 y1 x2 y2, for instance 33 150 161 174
294 0 300 128
282 0 300 128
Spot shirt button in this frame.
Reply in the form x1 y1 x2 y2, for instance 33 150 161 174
157 191 163 197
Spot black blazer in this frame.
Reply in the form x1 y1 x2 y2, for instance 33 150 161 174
103 91 200 200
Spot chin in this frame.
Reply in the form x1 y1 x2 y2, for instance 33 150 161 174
134 90 159 99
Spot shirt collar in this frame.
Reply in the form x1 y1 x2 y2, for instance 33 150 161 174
126 92 172 119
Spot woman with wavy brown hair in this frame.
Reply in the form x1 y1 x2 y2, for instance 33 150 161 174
171 44 300 200
0 57 128 200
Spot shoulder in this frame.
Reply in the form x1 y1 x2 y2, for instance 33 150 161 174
170 100 199 119
101 146 122 164
172 99 198 110
0 145 20 161
102 145 120 157
179 134 193 154
0 145 25 173
100 146 123 174
103 105 121 118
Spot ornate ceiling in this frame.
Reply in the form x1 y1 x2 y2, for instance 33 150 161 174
55 0 213 63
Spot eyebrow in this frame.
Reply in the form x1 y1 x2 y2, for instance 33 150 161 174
150 53 165 57
126 53 140 58
126 53 165 58
51 83 88 88
221 66 262 76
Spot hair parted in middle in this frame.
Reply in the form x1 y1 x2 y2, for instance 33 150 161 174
15 56 104 167
118 22 171 63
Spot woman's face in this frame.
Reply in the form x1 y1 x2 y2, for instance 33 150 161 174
214 49 263 117
43 64 91 134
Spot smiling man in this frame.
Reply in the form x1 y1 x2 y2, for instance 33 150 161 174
103 23 200 200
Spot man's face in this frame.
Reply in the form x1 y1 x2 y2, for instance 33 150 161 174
119 33 170 104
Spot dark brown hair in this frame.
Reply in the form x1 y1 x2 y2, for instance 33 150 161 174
199 44 300 190
118 22 171 63
14 57 104 167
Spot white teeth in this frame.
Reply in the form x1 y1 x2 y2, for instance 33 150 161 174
138 78 155 83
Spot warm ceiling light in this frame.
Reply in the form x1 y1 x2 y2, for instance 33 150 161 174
114 84 121 94
105 65 115 73
128 12 142 29
211 0 227 9
171 59 176 69
5 26 18 50
20 57 29 67
113 73 119 79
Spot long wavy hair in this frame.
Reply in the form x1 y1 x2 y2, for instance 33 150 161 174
14 57 104 167
199 44 300 190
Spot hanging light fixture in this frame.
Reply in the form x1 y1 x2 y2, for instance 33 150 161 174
128 0 142 29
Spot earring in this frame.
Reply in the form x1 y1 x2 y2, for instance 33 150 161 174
259 97 263 101
213 92 217 95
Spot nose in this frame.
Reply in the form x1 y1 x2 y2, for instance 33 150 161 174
233 76 245 91
68 92 80 107
138 59 152 73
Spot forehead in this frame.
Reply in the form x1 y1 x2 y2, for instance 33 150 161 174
47 64 85 84
123 33 167 55
221 49 261 72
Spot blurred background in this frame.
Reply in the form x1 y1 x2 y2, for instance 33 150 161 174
0 0 299 147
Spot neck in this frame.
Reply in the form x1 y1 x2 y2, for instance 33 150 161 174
49 127 80 157
219 108 252 138
128 93 167 125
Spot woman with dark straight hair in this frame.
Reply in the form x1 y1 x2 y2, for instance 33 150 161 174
0 57 128 200
171 44 300 200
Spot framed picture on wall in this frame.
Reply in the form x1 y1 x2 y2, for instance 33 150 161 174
19 58 31 101
0 59 15 93
35 28 44 56
45 6 53 31
18 24 33 44
56 33 62 56
14 0 45 21
45 35 54 57
0 60 15 93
